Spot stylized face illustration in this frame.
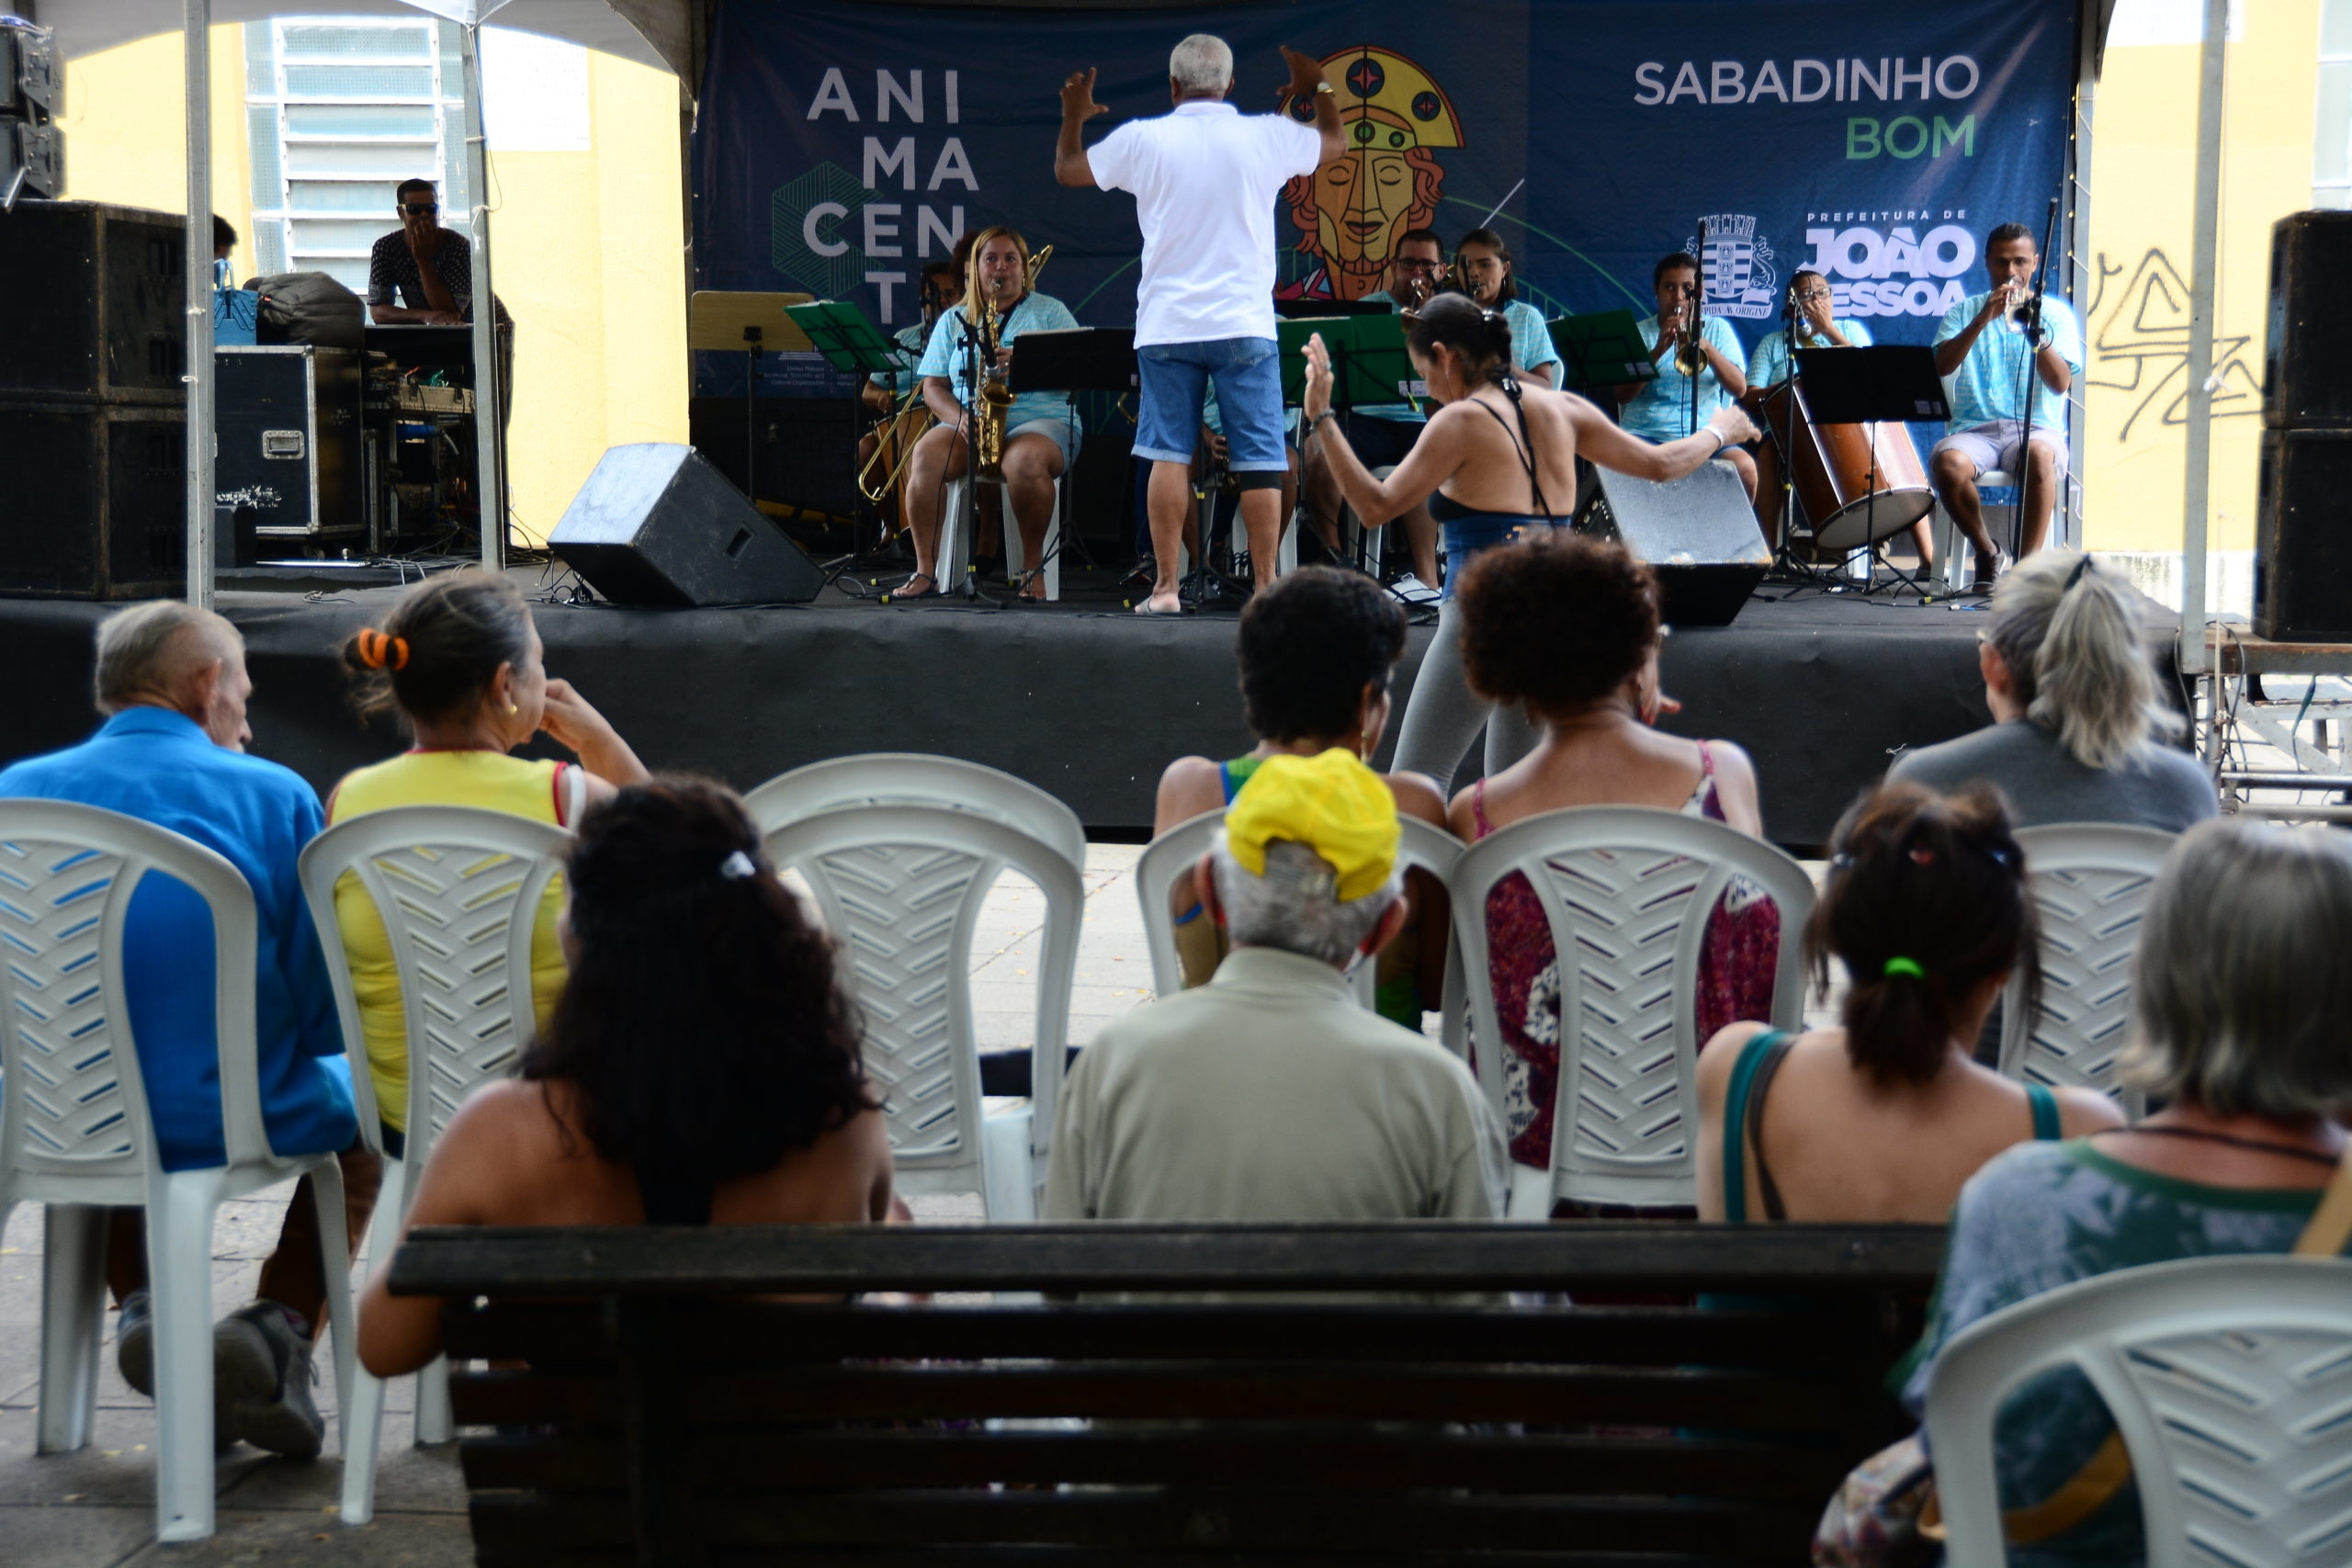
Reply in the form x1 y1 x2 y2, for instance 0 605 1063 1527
1279 47 1462 302
1314 150 1418 278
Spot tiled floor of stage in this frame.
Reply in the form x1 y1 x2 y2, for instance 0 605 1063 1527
0 842 1835 1566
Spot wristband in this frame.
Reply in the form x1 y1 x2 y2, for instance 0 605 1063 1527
1308 410 1339 435
1313 82 1336 96
1703 426 1728 455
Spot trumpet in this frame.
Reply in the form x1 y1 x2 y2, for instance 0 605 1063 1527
972 243 1053 483
1670 290 1705 377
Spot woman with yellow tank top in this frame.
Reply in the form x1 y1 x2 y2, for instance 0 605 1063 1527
328 570 649 1150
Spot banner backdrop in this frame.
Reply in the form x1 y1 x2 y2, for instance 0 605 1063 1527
695 0 2078 396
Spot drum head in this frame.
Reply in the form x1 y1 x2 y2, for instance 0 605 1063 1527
1811 488 1935 552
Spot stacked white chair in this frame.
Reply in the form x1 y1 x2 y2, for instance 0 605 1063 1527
297 805 571 1524
0 800 357 1542
1926 1254 2352 1568
1447 806 1815 1221
748 757 1084 1220
1998 823 2175 1121
1136 807 1468 1056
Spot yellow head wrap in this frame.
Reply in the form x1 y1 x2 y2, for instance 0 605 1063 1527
1223 749 1401 904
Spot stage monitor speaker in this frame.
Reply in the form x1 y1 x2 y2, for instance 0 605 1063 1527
550 443 825 607
2254 428 2352 642
2265 211 2352 430
1577 461 1770 627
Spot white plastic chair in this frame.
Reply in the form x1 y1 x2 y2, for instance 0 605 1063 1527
938 473 1064 600
1925 1254 2352 1568
744 753 1086 873
1998 823 2175 1121
1446 806 1815 1221
760 803 1082 1220
297 806 570 1525
1136 807 1468 1055
0 800 356 1542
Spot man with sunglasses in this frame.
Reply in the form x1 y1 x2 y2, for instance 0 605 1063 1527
366 178 514 428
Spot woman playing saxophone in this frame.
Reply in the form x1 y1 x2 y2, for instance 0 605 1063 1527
900 225 1082 601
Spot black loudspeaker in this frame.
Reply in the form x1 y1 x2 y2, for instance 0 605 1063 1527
1576 461 1770 626
2255 429 2352 641
550 444 826 607
0 200 184 403
0 402 185 599
2265 211 2352 430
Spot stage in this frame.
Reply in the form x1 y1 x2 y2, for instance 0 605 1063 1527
0 560 2183 850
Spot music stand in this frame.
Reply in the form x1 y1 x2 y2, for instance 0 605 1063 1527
1275 296 1390 319
1279 314 1424 588
687 290 812 515
1548 310 1657 397
1004 327 1139 591
1792 344 1949 602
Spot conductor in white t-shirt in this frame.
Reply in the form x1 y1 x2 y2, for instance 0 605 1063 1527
1057 36 1342 615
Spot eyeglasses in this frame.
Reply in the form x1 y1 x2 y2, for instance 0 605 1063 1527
1795 288 1831 302
401 202 438 216
1396 258 1443 273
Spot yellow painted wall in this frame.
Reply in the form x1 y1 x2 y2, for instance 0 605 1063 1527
58 26 254 281
2082 3 2323 555
58 27 688 550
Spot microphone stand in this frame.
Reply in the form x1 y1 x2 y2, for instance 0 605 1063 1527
1689 217 1708 441
944 310 1001 605
2007 196 2063 563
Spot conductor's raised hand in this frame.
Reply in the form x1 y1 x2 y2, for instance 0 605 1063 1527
1302 333 1336 423
1279 46 1328 99
1061 67 1106 122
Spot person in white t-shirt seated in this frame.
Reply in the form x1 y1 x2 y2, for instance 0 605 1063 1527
1057 35 1341 615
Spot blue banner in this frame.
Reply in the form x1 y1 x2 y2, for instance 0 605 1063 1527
694 0 2075 395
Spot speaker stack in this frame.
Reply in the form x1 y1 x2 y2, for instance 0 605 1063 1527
2254 210 2352 642
0 200 187 600
550 444 827 607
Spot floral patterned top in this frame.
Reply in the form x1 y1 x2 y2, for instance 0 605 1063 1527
1897 1139 2341 1566
1470 741 1783 1172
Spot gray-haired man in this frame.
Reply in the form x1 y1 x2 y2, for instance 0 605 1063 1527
1044 750 1504 1221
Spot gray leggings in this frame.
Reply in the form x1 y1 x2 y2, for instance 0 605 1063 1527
1393 597 1541 794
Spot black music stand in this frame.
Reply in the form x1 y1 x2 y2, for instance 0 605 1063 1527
1792 344 1950 602
1275 297 1390 320
1278 314 1423 592
1002 327 1136 594
1548 310 1657 397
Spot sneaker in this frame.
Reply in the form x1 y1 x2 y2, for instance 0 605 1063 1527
115 1290 154 1397
214 1300 323 1460
1389 572 1442 605
1968 547 2008 593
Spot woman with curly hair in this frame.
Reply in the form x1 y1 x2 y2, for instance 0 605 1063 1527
1446 532 1778 1201
358 778 892 1376
1696 781 2120 1225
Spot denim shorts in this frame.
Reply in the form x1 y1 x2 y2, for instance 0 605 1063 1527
1440 513 1568 600
1135 337 1287 478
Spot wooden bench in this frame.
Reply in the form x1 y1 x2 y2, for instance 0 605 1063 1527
390 1222 1945 1567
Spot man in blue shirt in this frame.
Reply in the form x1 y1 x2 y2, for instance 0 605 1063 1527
1931 221 2086 591
0 602 369 1459
1615 251 1756 500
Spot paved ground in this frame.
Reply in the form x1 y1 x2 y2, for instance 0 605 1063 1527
0 842 1833 1565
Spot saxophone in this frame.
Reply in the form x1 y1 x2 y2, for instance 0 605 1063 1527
971 244 1051 483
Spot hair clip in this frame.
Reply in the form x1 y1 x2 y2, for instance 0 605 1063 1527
1908 848 1936 865
1883 956 1927 980
356 629 411 671
2064 556 2094 591
718 850 757 881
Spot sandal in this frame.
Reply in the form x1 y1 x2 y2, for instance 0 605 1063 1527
892 571 940 602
